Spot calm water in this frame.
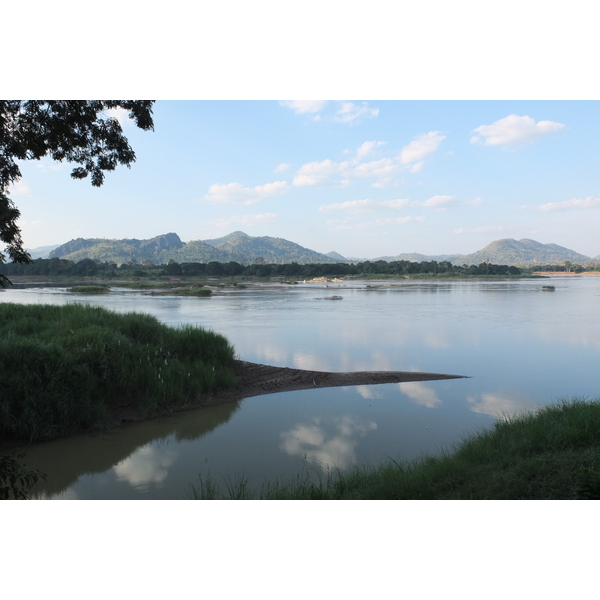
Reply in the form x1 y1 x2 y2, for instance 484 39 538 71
2 276 599 499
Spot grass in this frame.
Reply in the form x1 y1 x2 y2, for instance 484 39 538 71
189 398 600 500
0 303 237 443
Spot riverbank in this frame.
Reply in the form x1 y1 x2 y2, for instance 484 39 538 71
189 397 600 500
0 302 465 448
0 303 238 446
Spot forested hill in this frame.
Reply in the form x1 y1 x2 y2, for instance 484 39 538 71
48 231 340 265
456 238 592 266
41 233 594 267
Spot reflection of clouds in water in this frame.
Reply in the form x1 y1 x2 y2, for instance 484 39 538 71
468 392 536 419
355 385 381 400
293 352 332 372
537 326 600 351
398 381 442 408
255 344 289 365
113 443 178 490
280 415 377 471
36 488 79 500
424 330 449 349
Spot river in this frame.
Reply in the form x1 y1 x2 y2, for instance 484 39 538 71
2 276 599 499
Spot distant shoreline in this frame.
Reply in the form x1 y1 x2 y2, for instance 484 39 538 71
533 271 600 277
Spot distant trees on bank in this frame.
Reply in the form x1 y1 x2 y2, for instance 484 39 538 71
4 255 599 280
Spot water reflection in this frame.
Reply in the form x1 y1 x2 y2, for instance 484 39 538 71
114 442 179 491
398 381 442 408
3 276 599 498
280 415 378 471
29 401 240 498
467 392 538 419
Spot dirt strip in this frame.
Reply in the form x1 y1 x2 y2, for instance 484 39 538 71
197 360 468 407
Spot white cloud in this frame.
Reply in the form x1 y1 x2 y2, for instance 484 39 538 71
106 106 134 127
375 216 425 225
422 195 456 210
281 100 378 125
380 198 412 209
279 100 328 114
471 114 566 147
355 140 386 160
292 159 344 186
8 180 32 196
274 163 291 173
294 132 442 189
333 101 379 124
454 225 506 234
212 213 279 228
538 195 600 212
203 181 289 205
400 131 445 164
319 198 412 213
319 199 376 213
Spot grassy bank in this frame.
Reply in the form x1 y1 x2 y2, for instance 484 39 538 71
190 398 600 500
0 303 237 443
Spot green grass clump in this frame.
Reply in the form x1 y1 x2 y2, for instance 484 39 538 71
0 303 237 442
189 398 600 500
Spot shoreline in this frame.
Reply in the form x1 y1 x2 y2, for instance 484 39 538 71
114 360 467 423
1 361 467 450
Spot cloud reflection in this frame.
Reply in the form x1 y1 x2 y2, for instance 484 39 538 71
355 385 382 400
467 392 536 419
113 443 179 490
280 415 377 471
398 381 442 408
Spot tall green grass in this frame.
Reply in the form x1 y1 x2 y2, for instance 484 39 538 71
0 303 237 442
189 398 600 500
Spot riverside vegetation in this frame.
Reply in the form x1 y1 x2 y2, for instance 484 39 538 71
0 303 237 444
189 398 600 500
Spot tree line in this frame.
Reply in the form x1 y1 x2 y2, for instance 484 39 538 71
2 256 533 278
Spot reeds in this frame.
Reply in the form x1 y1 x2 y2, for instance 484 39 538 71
0 303 237 442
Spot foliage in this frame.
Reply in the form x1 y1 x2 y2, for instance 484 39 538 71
2 255 528 279
0 451 46 499
0 303 237 442
0 100 155 286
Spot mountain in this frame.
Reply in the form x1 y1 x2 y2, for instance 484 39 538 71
48 231 341 265
40 233 596 267
455 238 592 266
196 231 339 264
374 252 463 263
49 233 185 264
24 244 61 260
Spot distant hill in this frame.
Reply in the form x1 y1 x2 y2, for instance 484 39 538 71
202 231 339 264
455 238 592 266
24 244 61 260
49 233 185 264
40 232 596 267
374 252 463 263
48 231 341 265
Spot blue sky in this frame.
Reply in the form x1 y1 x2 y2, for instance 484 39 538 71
12 100 599 259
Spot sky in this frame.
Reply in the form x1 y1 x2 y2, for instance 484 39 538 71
12 100 600 259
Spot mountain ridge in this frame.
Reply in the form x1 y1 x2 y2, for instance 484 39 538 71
39 233 597 266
